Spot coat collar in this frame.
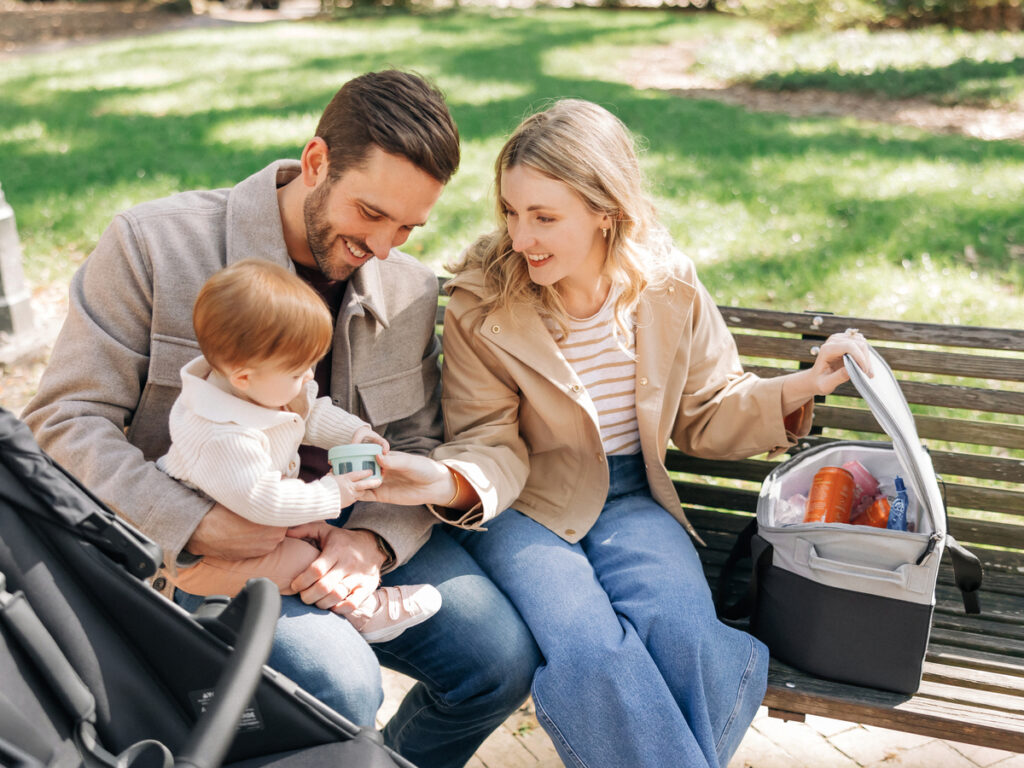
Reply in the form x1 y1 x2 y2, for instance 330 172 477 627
449 266 700 392
635 276 697 385
178 355 312 429
225 159 389 329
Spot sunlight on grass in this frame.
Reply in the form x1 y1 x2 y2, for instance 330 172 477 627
208 115 318 150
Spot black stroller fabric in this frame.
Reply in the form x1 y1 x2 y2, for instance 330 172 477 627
0 407 414 768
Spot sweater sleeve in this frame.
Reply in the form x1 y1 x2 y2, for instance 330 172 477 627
303 396 369 450
192 430 343 526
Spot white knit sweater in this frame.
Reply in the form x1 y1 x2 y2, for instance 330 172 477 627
158 355 368 526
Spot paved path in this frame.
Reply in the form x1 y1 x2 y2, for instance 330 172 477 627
381 669 1024 767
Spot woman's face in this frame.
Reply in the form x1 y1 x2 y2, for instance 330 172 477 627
500 165 609 291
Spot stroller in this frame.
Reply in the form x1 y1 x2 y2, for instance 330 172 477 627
0 407 416 768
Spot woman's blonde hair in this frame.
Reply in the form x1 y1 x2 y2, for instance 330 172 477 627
451 99 676 335
193 260 333 373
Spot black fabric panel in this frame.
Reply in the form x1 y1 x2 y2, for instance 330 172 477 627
226 736 406 768
752 561 932 695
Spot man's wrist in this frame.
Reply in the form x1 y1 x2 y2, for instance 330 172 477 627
354 528 395 571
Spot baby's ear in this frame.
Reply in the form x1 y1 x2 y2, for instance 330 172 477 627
227 367 253 392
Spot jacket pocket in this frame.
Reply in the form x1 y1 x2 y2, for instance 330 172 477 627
356 364 428 428
128 335 200 459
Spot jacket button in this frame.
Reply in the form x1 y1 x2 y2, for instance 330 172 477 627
570 383 582 393
491 324 501 334
595 452 603 462
639 377 649 386
668 286 675 294
152 577 167 591
565 529 576 537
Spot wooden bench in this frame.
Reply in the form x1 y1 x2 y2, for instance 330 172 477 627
436 280 1024 753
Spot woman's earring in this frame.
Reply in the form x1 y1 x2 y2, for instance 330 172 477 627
601 227 609 240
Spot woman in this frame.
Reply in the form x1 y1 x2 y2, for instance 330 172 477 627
372 99 872 768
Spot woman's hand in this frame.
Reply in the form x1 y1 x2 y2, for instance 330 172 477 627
781 328 874 414
355 451 457 507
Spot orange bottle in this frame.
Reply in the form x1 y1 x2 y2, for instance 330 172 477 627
803 466 855 524
853 496 891 528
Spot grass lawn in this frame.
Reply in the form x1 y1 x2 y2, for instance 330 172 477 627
1 7 1022 328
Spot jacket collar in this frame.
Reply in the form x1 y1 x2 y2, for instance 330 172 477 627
178 355 311 429
225 160 389 329
448 266 700 389
225 160 296 272
634 276 697 385
447 268 582 390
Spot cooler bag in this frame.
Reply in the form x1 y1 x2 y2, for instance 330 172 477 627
719 347 983 694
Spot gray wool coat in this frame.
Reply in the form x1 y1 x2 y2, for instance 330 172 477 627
22 160 441 573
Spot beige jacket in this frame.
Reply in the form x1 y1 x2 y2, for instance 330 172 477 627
432 254 813 543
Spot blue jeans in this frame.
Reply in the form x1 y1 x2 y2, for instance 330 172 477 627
176 525 539 768
452 454 768 768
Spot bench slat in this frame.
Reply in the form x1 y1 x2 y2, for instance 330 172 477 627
745 367 1024 417
764 662 1024 752
928 643 1024 678
947 517 1024 549
721 306 1024 352
944 485 1024 518
807 404 1024 451
734 334 1024 382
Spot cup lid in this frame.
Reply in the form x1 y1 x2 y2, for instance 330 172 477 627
328 444 383 459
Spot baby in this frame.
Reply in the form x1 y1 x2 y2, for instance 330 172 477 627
158 259 440 642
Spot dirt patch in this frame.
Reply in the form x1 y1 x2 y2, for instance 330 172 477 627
623 39 1024 142
0 0 196 53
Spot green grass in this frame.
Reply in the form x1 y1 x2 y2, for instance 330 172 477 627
1 8 1023 329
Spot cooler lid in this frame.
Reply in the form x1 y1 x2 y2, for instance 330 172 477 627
844 348 946 535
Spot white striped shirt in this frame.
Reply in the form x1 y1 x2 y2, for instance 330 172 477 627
545 292 641 456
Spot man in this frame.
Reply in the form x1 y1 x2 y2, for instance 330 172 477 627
22 70 539 768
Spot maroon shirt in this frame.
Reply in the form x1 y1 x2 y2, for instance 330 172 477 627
294 261 347 483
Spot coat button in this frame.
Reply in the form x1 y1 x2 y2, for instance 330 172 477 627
491 324 501 334
152 577 167 591
570 383 582 393
639 377 649 386
565 529 576 537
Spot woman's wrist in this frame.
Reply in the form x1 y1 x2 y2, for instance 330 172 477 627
437 465 476 510
780 368 818 416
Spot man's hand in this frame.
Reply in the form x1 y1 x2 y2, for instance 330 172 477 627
287 523 385 614
186 502 288 560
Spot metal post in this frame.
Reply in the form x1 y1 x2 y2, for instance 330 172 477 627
0 183 38 363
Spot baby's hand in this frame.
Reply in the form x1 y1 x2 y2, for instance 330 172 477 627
332 469 382 508
352 425 389 454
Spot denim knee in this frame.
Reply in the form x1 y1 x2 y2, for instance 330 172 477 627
269 597 384 726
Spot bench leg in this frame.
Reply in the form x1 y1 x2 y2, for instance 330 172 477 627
768 708 806 723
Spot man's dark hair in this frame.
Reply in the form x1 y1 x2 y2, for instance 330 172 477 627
316 70 460 185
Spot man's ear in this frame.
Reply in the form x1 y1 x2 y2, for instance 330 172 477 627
300 137 329 188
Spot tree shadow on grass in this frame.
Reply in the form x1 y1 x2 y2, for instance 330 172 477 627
753 56 1024 106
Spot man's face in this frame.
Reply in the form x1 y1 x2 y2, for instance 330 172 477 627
303 146 445 281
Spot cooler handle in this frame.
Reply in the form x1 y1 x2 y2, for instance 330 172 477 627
796 538 931 594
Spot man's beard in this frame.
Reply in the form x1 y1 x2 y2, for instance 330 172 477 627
303 181 369 282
